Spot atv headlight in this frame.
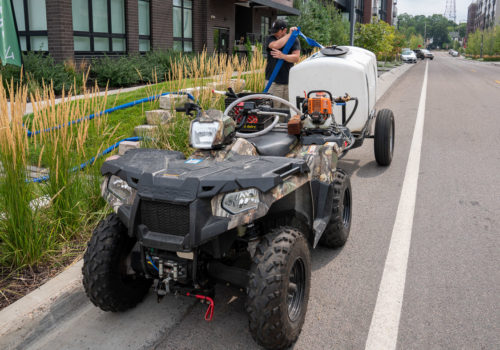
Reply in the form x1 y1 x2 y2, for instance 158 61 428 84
108 175 133 201
222 189 259 214
190 121 220 149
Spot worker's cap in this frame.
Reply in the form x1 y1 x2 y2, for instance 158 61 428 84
271 19 288 33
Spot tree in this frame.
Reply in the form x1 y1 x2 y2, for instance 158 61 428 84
457 23 467 39
287 0 349 50
355 19 395 61
409 34 424 49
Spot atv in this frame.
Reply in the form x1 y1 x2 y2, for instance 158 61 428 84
83 92 363 350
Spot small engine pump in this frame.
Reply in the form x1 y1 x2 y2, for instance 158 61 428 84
301 90 335 130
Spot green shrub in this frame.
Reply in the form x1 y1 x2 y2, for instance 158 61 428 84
1 52 79 97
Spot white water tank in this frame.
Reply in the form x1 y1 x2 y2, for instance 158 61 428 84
288 46 377 133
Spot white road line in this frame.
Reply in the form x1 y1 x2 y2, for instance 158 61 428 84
365 61 429 350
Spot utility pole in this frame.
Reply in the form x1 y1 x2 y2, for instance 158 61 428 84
480 33 484 58
349 0 355 46
424 22 427 48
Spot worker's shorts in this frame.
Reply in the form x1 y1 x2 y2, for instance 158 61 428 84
265 81 288 109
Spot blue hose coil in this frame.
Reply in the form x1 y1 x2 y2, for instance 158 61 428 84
26 91 194 137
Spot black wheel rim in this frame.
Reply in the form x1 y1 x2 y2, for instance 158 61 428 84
343 188 351 228
287 257 306 322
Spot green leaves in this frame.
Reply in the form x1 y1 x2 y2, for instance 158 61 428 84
287 0 349 49
355 20 396 61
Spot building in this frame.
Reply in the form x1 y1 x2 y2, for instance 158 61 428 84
467 2 478 36
331 0 397 25
12 0 299 62
467 0 499 35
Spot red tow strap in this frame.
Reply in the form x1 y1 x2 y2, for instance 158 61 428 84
186 292 215 321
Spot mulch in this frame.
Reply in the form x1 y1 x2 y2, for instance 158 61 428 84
0 254 83 311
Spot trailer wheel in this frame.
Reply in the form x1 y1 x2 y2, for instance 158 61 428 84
83 213 151 312
246 227 311 350
374 109 395 166
320 169 352 248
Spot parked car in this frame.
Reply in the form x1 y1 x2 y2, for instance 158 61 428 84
449 49 459 57
401 49 417 63
419 49 434 60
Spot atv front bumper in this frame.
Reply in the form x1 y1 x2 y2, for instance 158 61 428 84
101 149 310 251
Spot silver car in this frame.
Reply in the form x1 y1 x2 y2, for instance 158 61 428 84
401 49 417 63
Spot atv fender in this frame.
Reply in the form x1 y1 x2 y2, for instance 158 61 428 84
311 179 334 248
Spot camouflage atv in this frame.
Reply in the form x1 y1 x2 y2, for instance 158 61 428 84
83 93 353 350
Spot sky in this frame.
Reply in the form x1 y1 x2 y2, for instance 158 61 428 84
397 0 474 23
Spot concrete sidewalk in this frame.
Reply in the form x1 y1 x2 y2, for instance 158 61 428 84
0 61 415 349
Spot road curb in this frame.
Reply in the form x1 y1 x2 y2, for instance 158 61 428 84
377 63 415 101
0 260 83 338
0 62 413 340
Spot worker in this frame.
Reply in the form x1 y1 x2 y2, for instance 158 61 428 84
265 19 301 109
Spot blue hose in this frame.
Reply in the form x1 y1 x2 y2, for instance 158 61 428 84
29 136 143 183
26 91 194 137
147 256 160 272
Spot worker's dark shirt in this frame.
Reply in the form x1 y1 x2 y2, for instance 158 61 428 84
265 35 300 85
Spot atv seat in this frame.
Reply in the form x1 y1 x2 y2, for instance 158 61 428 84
248 131 298 157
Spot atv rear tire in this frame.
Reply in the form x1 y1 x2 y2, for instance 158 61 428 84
83 213 151 312
320 169 352 248
374 109 395 166
246 227 311 350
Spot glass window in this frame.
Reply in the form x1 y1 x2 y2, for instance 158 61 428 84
183 8 192 38
28 0 47 30
30 36 48 51
139 39 150 52
20 37 27 51
112 38 126 51
94 37 109 51
138 0 150 52
111 0 125 34
73 0 90 31
173 41 183 51
261 16 270 38
13 0 48 51
173 7 182 37
74 36 91 51
13 0 26 31
173 0 193 52
73 0 127 54
138 1 150 36
92 0 108 33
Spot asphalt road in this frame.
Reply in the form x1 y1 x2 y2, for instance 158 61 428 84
6 53 500 350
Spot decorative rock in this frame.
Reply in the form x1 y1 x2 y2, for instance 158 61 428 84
146 110 173 125
159 94 188 110
134 125 158 137
26 165 49 180
119 141 141 155
29 195 51 211
207 79 245 92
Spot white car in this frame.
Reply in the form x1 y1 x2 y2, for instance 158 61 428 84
401 49 417 63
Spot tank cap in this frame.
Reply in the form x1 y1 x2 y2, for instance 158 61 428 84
320 46 349 56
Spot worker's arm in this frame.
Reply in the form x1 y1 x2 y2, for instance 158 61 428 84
268 27 298 50
270 49 300 63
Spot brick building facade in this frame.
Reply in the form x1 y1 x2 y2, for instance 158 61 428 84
12 0 298 62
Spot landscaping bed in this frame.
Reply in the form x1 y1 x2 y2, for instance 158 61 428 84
0 51 265 311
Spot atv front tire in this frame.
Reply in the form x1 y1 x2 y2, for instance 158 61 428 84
374 109 395 166
83 213 151 312
320 169 352 248
246 227 311 350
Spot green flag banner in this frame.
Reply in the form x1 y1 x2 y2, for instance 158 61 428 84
0 0 22 66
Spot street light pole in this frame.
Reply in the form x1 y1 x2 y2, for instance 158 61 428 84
349 0 355 46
